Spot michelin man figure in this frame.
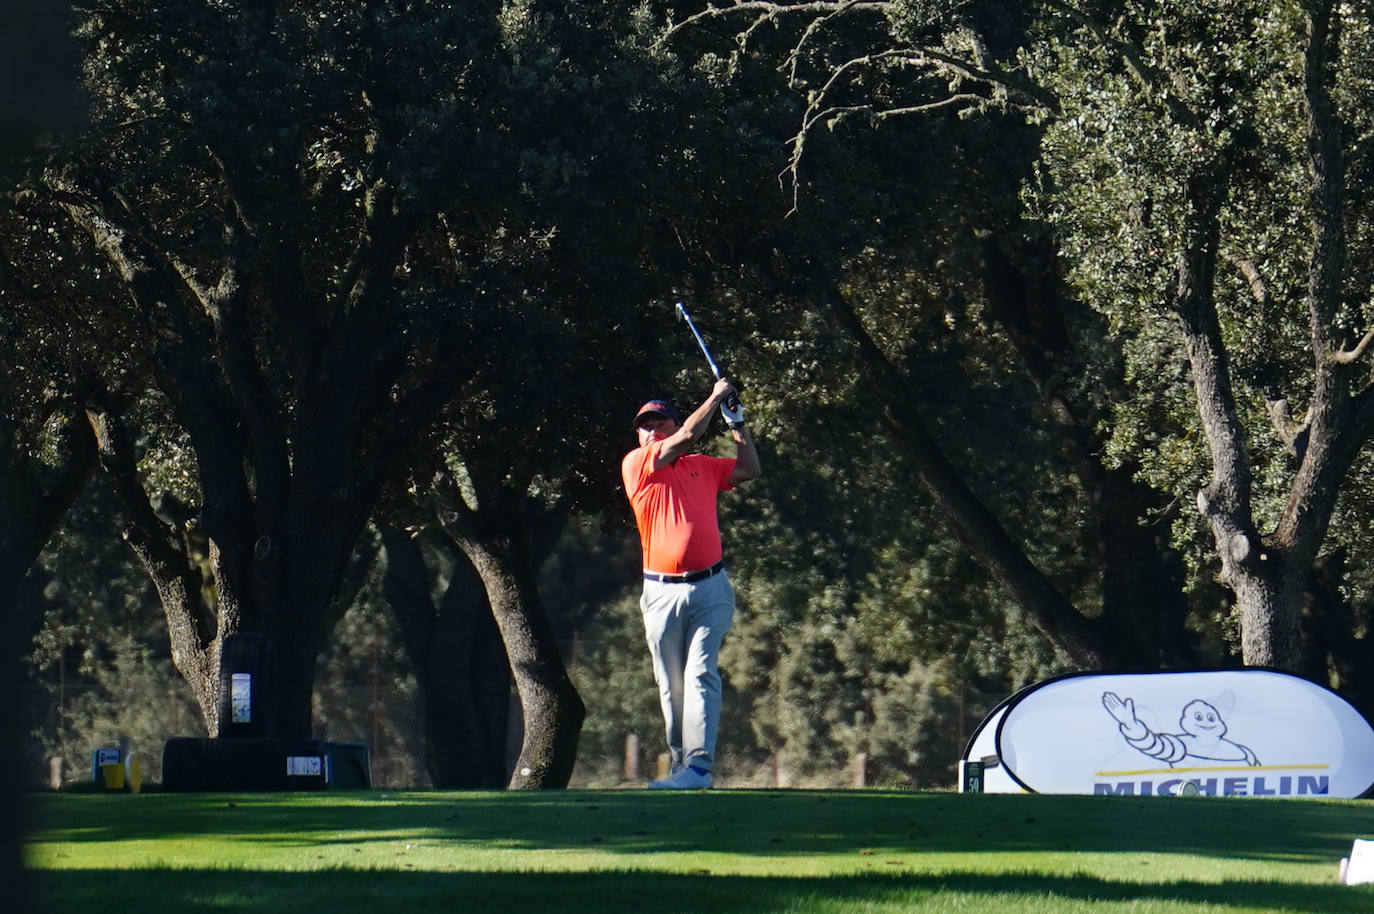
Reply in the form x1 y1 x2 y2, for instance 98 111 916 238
1102 692 1260 767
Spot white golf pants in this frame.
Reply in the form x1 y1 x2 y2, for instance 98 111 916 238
640 571 735 773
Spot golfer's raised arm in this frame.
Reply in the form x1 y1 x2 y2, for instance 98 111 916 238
655 379 734 467
729 423 760 483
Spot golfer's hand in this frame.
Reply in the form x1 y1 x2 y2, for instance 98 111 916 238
720 399 745 429
712 376 743 423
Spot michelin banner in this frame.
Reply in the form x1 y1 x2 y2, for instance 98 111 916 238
961 669 1374 797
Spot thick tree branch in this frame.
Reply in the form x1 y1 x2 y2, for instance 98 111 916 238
1302 0 1345 358
1329 325 1374 365
1267 0 1358 565
1264 396 1307 456
1172 154 1251 533
47 171 251 488
170 224 292 523
83 398 218 710
809 275 1109 667
1226 254 1270 310
0 408 97 597
50 170 265 630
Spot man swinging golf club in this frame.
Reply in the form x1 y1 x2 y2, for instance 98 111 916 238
622 370 761 790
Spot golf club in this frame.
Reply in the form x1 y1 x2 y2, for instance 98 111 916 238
674 301 741 409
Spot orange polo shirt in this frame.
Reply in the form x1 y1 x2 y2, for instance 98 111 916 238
622 439 736 574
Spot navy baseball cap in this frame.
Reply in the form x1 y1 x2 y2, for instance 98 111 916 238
633 399 683 428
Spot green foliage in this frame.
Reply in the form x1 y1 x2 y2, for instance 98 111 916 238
29 0 1374 789
1027 2 1374 615
22 482 203 786
47 629 203 784
889 0 1031 57
314 572 428 789
565 589 663 786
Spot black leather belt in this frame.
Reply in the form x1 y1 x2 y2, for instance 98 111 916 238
643 560 725 584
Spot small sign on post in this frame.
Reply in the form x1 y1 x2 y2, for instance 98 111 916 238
959 759 984 793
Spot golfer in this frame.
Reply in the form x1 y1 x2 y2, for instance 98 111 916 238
622 377 761 789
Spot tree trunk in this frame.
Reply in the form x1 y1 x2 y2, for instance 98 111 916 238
809 277 1111 668
1232 562 1302 670
980 232 1192 667
380 526 511 787
436 517 584 789
83 403 226 728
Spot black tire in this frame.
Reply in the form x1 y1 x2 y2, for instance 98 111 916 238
325 742 373 789
161 737 329 791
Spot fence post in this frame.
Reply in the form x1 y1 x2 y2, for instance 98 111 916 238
624 734 639 781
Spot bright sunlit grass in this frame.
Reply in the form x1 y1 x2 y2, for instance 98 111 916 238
23 789 1374 913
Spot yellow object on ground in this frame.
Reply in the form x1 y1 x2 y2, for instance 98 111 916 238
124 754 143 794
100 762 124 790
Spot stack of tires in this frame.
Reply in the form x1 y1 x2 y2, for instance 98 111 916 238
162 633 331 791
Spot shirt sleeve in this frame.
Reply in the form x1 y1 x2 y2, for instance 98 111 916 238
709 455 737 491
621 444 655 501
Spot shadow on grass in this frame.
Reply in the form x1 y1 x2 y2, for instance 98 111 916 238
30 866 1374 914
29 790 1374 865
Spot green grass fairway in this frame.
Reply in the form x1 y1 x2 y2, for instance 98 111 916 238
23 789 1374 913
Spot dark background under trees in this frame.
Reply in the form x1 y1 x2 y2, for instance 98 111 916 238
8 0 1374 793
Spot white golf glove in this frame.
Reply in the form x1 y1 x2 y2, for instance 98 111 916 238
720 393 746 429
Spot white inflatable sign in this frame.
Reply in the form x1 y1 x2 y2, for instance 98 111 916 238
962 669 1374 797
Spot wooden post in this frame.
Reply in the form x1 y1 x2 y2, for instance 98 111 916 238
370 641 382 758
624 734 640 781
773 749 789 788
852 751 867 788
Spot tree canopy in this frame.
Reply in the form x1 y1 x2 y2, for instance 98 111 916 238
657 0 1374 691
11 0 1374 791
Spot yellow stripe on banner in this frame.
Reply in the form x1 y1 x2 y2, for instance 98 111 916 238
1094 763 1330 777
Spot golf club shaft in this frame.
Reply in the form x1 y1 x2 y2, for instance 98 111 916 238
675 302 723 378
675 301 742 411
